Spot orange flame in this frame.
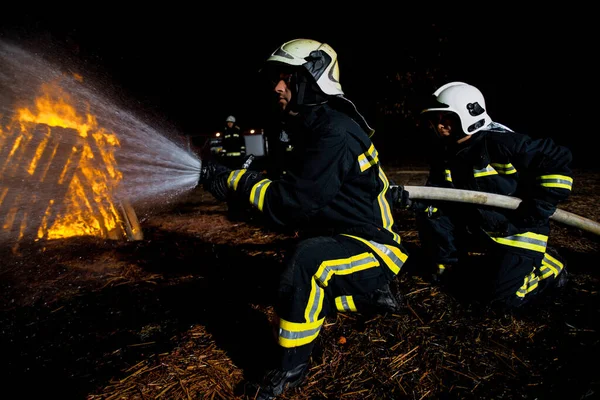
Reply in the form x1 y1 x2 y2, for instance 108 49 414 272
0 80 129 241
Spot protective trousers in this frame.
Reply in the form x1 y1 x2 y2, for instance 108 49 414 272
275 234 407 370
416 212 565 308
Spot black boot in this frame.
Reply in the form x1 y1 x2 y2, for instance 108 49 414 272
361 283 404 315
546 246 568 288
555 267 569 288
246 362 309 399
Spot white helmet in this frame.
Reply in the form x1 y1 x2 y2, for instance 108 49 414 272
225 115 236 123
421 82 491 135
265 38 343 96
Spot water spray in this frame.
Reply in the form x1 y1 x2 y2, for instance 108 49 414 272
0 39 203 243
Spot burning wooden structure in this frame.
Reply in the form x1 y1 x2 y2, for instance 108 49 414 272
0 82 142 244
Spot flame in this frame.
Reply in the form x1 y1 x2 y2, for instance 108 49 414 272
0 80 129 241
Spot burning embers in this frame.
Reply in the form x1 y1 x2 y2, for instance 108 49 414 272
0 80 142 243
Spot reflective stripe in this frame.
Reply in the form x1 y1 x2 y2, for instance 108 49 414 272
444 169 452 182
539 264 555 280
541 252 564 278
436 264 446 275
306 278 325 324
249 178 272 211
342 235 407 275
488 231 548 253
335 295 357 312
307 252 379 322
516 269 539 297
227 169 247 190
516 251 564 298
225 152 242 156
378 168 401 244
315 252 379 287
278 317 324 348
490 162 517 174
536 174 573 190
358 144 379 172
474 164 498 178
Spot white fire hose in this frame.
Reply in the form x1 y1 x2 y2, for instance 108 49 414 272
399 185 600 237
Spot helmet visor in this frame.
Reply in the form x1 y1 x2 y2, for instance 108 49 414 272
260 62 297 88
420 111 462 140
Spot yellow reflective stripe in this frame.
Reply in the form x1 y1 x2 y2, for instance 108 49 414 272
249 179 272 211
539 264 555 280
536 174 573 190
227 169 246 190
278 317 325 348
541 252 564 277
378 168 400 244
358 144 379 172
516 270 539 297
305 278 325 323
474 164 498 178
444 169 452 182
423 206 438 215
488 231 548 253
342 235 407 275
335 295 357 312
308 252 379 322
315 252 380 287
491 162 517 174
225 152 242 156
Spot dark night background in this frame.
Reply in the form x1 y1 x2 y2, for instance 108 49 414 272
0 8 594 168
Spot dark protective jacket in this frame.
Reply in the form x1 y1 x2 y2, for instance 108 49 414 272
221 125 246 157
423 123 573 236
224 102 402 248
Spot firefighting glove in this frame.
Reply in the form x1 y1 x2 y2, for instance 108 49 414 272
389 185 413 210
199 160 232 202
512 199 554 230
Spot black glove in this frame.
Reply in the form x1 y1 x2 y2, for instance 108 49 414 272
199 160 232 202
389 185 412 210
512 199 553 230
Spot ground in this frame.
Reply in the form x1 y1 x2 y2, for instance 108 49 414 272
0 168 598 400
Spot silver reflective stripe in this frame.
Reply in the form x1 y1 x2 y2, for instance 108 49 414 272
279 325 322 340
543 253 563 271
444 169 452 182
250 180 271 208
307 284 324 322
536 175 573 190
369 240 403 267
227 169 246 189
491 163 517 174
337 296 355 312
316 255 376 284
516 272 539 297
473 165 498 177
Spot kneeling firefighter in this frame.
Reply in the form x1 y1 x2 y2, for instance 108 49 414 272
198 38 412 398
417 81 573 307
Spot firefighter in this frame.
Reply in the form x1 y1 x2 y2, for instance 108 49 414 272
417 81 573 308
220 115 246 168
198 38 411 399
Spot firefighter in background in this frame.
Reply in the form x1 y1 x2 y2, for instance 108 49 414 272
198 38 412 399
220 115 246 168
417 81 573 308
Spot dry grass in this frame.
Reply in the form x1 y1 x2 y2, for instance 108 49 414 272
1 168 598 399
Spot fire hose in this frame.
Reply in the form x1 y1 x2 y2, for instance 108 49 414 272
396 185 600 237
